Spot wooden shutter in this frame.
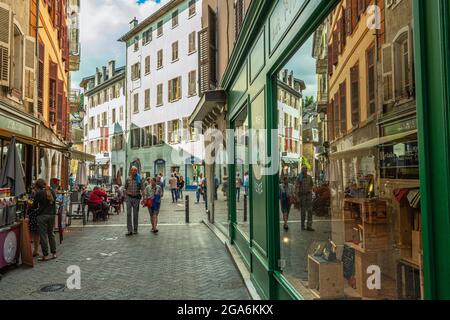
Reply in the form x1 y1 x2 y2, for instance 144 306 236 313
340 16 346 51
0 3 12 87
57 79 64 133
334 92 340 137
332 30 338 65
350 64 360 127
168 79 173 102
23 36 36 102
328 100 334 141
382 44 394 103
328 44 333 75
235 0 244 39
198 28 209 94
37 41 44 114
357 0 365 16
345 0 352 36
351 0 358 31
339 81 347 135
208 7 217 89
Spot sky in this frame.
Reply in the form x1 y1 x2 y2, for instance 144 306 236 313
284 36 317 100
73 0 317 99
72 0 170 89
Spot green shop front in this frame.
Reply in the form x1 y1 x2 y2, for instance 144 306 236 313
221 0 450 300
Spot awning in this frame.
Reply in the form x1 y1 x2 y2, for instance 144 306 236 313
96 159 110 166
189 90 227 127
0 128 67 152
70 149 95 162
330 130 417 158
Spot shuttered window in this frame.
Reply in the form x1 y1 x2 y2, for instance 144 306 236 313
0 4 12 87
49 61 58 124
367 45 376 116
168 76 181 102
188 70 197 96
144 88 150 110
172 41 179 61
23 36 36 102
189 0 196 17
382 44 394 103
57 79 64 133
339 81 347 135
157 20 163 37
328 100 334 141
157 49 163 69
345 0 353 36
234 0 244 39
334 92 340 137
172 10 178 28
169 120 180 144
131 62 140 80
350 64 360 127
157 83 163 106
144 56 150 75
188 31 196 53
133 93 139 113
199 7 217 95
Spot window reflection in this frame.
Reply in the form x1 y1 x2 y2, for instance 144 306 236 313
277 0 422 300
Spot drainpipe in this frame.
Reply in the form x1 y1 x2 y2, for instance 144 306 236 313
124 46 129 179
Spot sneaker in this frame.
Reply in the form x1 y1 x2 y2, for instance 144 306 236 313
133 231 139 235
126 232 133 236
306 227 315 232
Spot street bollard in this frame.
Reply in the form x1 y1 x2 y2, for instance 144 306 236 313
244 194 248 222
185 195 189 224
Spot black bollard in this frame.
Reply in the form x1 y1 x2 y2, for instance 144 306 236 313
244 194 248 222
185 195 189 223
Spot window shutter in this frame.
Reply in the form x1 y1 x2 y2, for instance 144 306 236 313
332 30 338 65
339 81 347 135
350 64 360 126
38 41 44 114
334 92 340 137
381 44 394 102
177 76 182 100
235 0 244 39
208 7 217 89
328 100 334 141
168 121 173 143
183 118 188 142
198 28 209 94
57 79 64 134
357 0 365 16
328 44 333 75
168 79 173 102
345 0 352 36
0 3 12 87
340 16 346 50
351 0 358 31
23 36 36 102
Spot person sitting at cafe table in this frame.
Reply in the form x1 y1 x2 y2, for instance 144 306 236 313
87 186 109 221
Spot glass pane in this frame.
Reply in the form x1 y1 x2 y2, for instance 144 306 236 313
277 0 422 300
234 107 250 237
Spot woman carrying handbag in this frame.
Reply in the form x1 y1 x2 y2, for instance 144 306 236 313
144 178 162 234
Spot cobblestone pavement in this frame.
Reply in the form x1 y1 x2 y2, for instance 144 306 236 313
0 193 250 300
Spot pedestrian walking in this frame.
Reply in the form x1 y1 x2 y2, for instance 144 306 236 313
31 179 57 261
143 178 162 234
159 173 165 189
280 176 294 231
196 173 204 203
175 173 181 200
243 172 249 196
27 182 40 257
169 174 178 203
296 166 315 231
178 176 185 199
236 174 242 202
124 166 143 236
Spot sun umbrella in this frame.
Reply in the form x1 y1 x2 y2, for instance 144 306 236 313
0 137 26 196
76 161 88 186
116 170 122 186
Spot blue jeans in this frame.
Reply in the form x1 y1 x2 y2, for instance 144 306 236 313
171 189 177 202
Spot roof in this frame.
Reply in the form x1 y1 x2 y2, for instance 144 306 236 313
81 67 126 95
118 0 182 42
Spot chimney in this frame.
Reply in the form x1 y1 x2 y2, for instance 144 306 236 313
94 67 100 86
130 17 138 30
108 60 116 78
102 66 107 81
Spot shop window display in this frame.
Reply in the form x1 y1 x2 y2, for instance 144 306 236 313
276 0 423 300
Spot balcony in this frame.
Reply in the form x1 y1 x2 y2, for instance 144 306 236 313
69 89 81 113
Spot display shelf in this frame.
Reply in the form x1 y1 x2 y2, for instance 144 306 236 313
307 255 345 299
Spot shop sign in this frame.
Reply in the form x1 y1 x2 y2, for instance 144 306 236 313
269 0 306 53
382 118 417 136
0 117 33 137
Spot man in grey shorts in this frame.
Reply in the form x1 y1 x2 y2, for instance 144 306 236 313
124 166 143 236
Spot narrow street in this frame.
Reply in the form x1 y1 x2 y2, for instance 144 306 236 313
0 192 250 300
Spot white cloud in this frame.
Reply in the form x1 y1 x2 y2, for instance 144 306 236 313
72 0 170 89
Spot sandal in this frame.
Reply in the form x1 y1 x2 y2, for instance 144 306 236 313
38 256 49 262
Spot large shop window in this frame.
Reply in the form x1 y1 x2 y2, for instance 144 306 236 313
233 107 250 237
276 0 422 300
